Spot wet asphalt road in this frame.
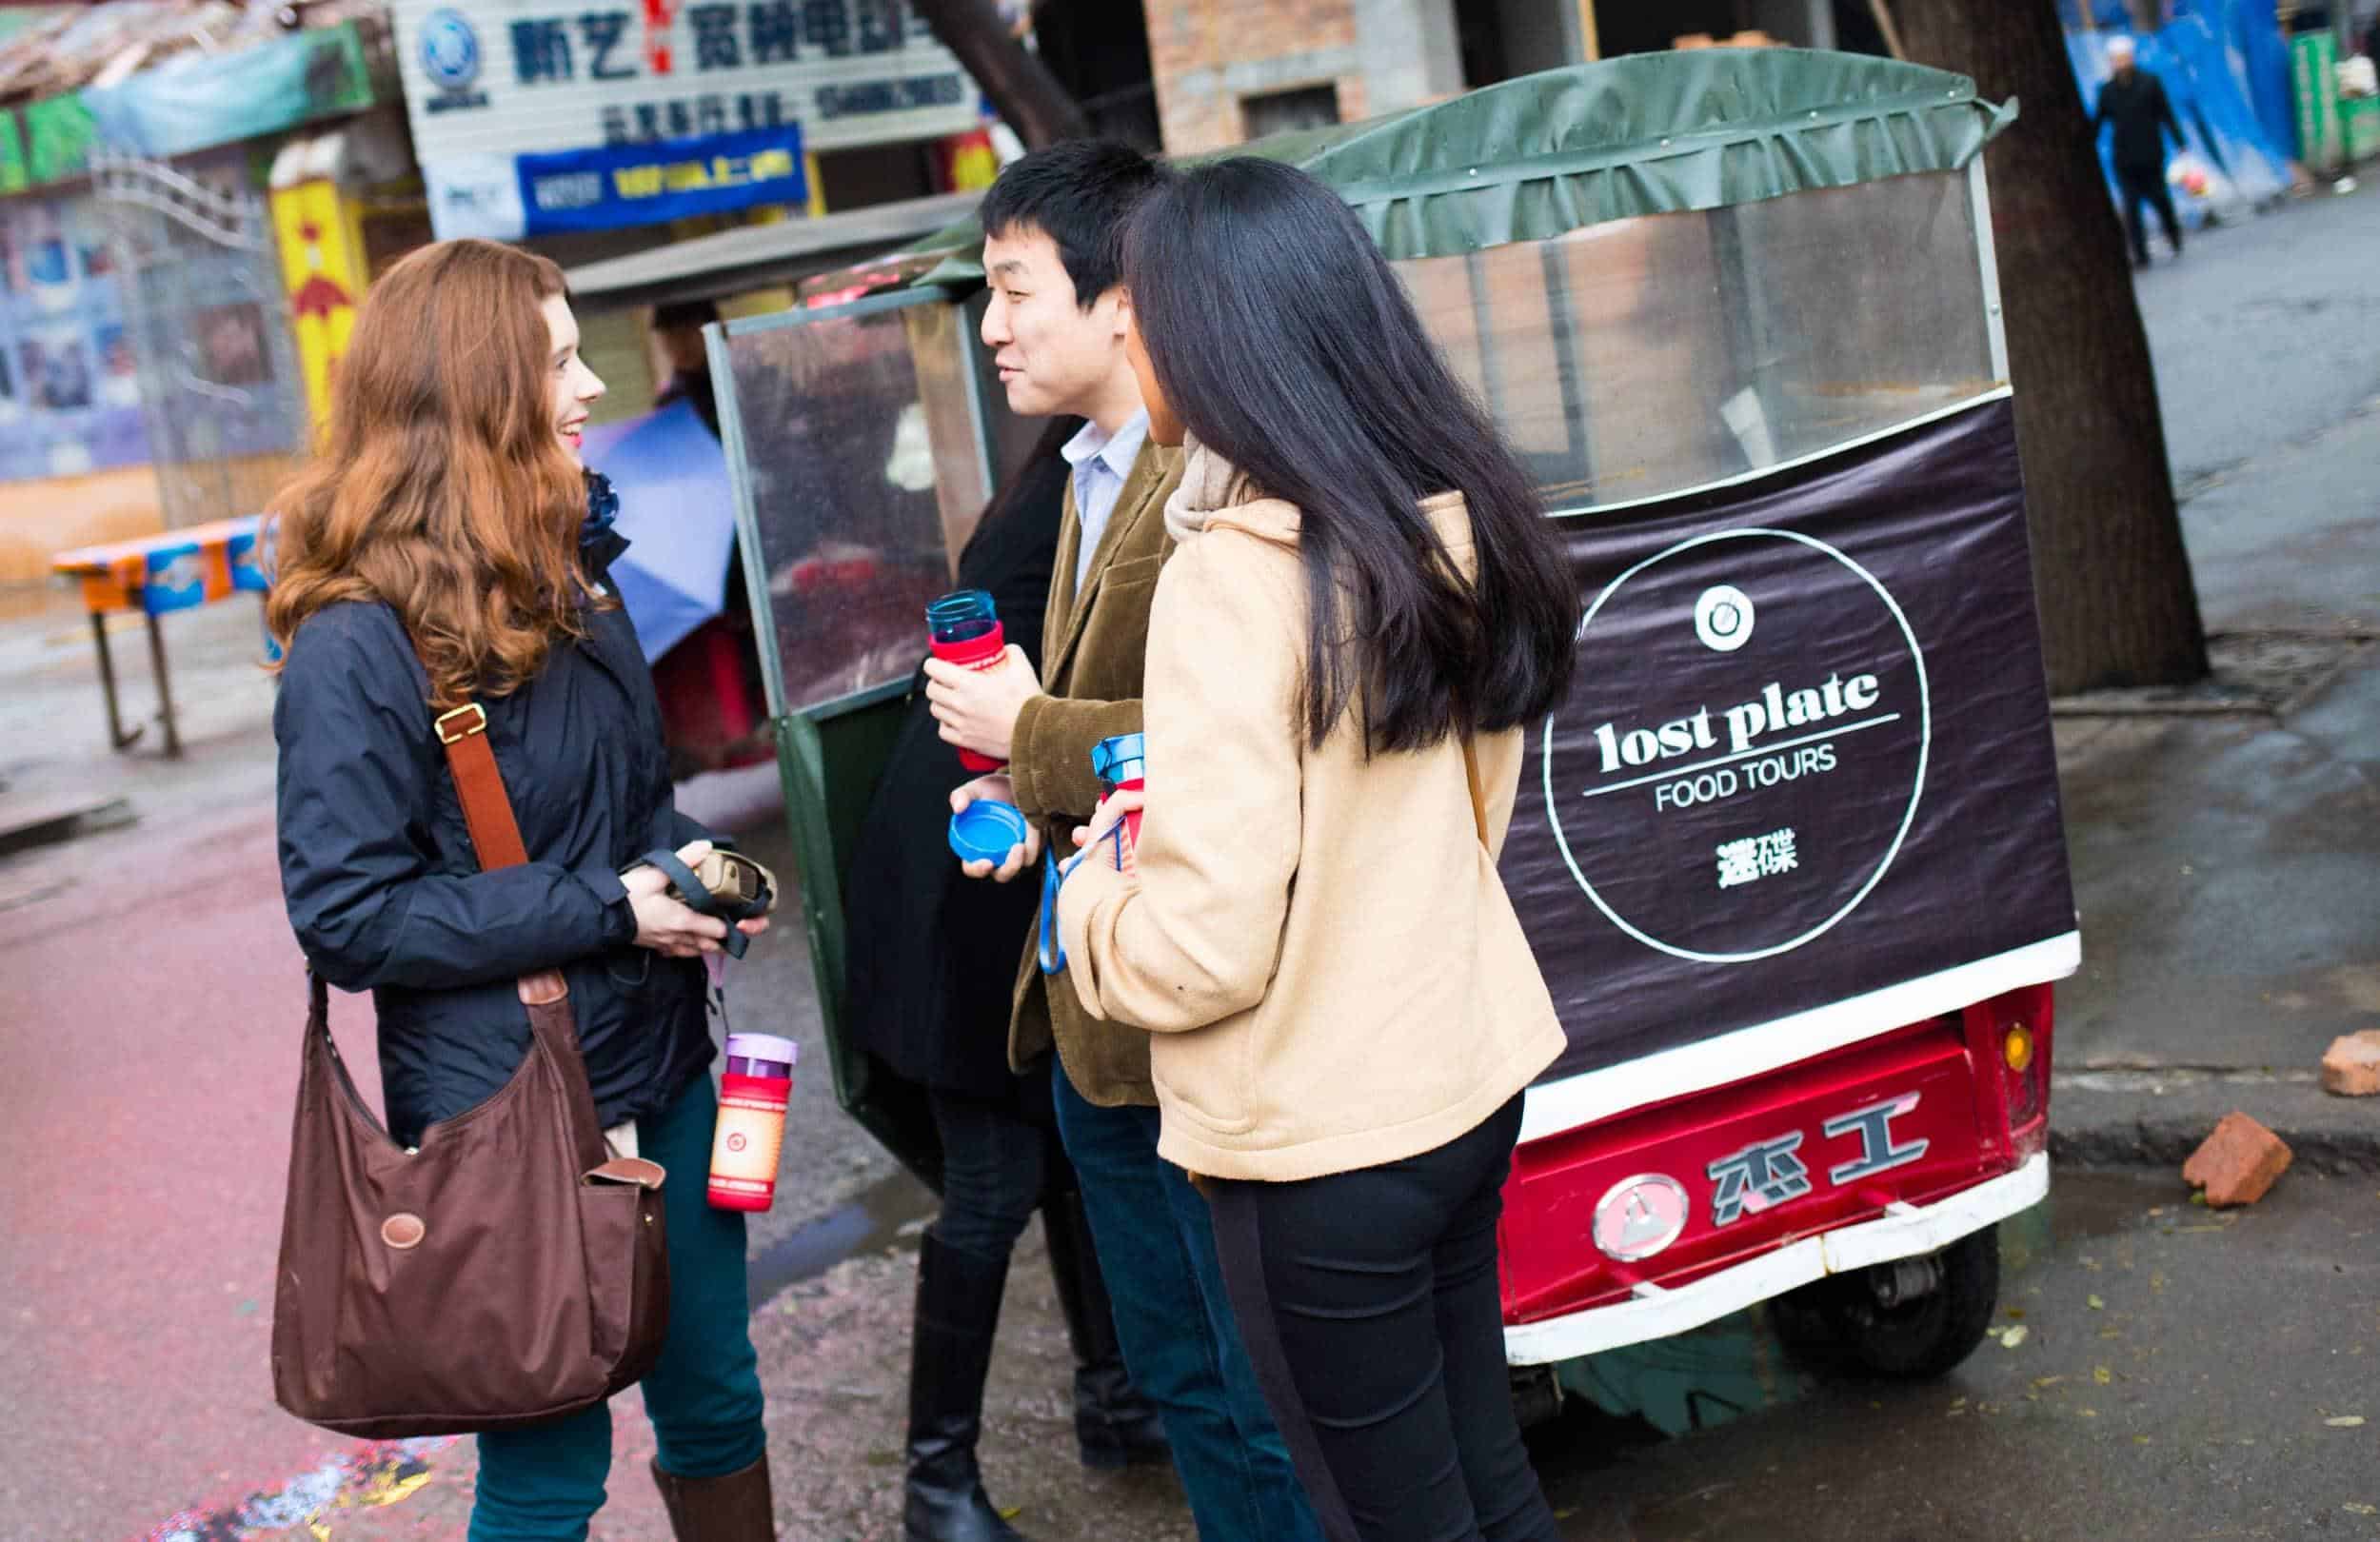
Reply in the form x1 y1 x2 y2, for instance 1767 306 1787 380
1534 1168 2380 1542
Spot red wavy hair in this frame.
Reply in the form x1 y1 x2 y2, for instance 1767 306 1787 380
267 239 603 708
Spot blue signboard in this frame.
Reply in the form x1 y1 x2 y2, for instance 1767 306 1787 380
514 122 807 236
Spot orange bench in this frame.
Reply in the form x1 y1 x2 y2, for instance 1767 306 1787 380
50 515 269 757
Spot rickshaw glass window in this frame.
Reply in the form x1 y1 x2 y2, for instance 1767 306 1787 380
719 298 1009 716
1395 171 1998 517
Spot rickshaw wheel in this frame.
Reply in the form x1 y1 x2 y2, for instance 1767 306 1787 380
1769 1227 2001 1380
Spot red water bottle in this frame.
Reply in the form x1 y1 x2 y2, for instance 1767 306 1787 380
1091 732 1145 869
708 1033 795 1212
928 589 1009 774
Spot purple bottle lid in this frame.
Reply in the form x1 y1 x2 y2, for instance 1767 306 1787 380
724 1032 797 1077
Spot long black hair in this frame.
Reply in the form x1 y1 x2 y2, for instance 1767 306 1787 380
1121 158 1578 753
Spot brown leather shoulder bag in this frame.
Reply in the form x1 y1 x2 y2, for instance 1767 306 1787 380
270 698 671 1437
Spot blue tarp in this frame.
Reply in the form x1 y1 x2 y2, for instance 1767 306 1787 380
2071 20 2293 231
2185 0 2306 157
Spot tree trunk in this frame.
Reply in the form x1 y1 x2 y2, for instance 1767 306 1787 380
910 0 1090 149
1897 0 2208 692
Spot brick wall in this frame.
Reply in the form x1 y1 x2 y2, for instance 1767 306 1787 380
1140 0 1367 153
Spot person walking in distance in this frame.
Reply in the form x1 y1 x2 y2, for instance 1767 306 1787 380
268 239 774 1542
924 140 1326 1542
1053 158 1580 1542
2094 34 2189 268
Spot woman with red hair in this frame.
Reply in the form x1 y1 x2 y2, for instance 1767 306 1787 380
269 239 774 1541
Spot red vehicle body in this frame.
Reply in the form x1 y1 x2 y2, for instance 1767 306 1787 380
1499 984 2054 1370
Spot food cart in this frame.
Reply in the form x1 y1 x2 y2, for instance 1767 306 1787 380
709 48 2075 1406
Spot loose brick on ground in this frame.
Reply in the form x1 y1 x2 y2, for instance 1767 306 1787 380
2320 1030 2380 1097
2181 1112 2293 1208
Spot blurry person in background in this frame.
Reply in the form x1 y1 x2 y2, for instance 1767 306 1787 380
2094 35 2189 269
651 297 723 438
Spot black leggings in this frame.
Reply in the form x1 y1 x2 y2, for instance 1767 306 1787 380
927 1078 1069 1258
1206 1096 1558 1542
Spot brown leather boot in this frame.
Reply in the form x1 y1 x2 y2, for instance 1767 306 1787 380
650 1453 777 1540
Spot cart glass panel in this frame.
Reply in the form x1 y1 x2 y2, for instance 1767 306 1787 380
715 289 1019 719
1400 171 1995 514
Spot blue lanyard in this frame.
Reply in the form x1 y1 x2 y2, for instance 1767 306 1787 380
1038 850 1069 975
1038 825 1129 977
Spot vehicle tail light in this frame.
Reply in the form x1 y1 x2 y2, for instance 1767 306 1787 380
2001 1018 2041 1127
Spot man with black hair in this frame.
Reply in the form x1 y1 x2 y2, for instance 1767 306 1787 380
924 139 1325 1542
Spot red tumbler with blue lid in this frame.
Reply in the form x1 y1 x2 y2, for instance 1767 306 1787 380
1090 732 1145 869
927 590 1008 774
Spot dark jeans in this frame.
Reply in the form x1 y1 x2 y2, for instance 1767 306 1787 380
470 1075 767 1541
1051 1060 1324 1542
1206 1096 1558 1542
2117 161 2183 261
928 1078 1066 1258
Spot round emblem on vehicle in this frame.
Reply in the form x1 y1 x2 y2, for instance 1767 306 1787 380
1543 528 1931 965
1591 1174 1690 1262
381 1213 426 1251
1694 584 1755 652
419 10 483 90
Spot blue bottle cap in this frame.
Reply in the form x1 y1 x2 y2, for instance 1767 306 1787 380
927 588 999 644
1091 732 1146 789
948 799 1032 866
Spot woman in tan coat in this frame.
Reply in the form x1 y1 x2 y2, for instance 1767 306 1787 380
1053 159 1581 1542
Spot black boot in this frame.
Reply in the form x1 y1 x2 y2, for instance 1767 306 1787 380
905 1230 1028 1542
1042 1189 1171 1471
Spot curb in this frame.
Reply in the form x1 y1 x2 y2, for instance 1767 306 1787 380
2050 1070 2380 1176
0 792 135 860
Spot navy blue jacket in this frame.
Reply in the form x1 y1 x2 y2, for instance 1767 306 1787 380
274 535 716 1146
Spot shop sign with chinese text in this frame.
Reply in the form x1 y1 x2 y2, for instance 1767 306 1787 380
388 0 982 238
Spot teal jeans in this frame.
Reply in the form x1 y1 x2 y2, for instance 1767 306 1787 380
469 1073 767 1541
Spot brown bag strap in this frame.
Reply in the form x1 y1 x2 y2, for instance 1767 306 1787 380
427 699 567 1004
1460 736 1489 849
418 675 599 1156
430 702 531 869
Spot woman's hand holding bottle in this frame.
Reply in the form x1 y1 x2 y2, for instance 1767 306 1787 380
1064 788 1146 878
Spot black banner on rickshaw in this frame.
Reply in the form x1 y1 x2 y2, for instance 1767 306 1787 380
1505 392 2078 1128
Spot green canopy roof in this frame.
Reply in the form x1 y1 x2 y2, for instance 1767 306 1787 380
911 49 2013 287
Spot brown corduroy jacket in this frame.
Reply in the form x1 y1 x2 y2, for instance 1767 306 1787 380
1003 439 1185 1106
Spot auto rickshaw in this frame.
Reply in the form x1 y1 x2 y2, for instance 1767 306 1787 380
706 47 2075 1420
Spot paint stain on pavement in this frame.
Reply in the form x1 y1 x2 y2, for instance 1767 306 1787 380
145 1439 454 1541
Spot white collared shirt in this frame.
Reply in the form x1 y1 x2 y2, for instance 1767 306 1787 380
1061 409 1152 591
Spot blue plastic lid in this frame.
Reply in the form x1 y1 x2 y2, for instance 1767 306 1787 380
928 588 999 644
1091 732 1146 789
948 799 1031 866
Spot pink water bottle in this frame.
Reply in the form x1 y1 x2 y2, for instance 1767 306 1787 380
928 589 1009 773
708 1033 796 1213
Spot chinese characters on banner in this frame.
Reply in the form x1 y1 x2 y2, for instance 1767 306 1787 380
1502 396 2079 1101
388 0 984 239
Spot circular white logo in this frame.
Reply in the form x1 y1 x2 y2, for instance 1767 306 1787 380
1695 585 1755 652
419 10 483 90
1544 528 1931 965
1592 1174 1691 1262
